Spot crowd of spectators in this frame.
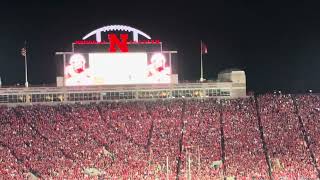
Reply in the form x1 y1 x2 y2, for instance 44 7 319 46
99 102 151 179
180 99 222 179
222 98 269 179
296 94 320 173
147 100 184 179
258 94 318 179
0 94 319 179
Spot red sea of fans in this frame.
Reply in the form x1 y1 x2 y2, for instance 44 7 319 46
0 94 320 179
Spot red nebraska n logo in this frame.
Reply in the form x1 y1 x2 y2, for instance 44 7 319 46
108 34 129 52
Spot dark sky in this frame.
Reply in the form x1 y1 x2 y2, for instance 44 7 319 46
0 0 319 92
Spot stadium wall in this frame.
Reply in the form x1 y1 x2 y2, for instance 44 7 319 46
0 81 246 105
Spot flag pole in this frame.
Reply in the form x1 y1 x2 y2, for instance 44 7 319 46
24 41 29 87
200 41 204 82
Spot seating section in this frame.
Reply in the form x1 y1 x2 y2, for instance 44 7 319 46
222 98 268 178
0 94 319 179
179 99 222 179
296 95 320 173
258 94 318 179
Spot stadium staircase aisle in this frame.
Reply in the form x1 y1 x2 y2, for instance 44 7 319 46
176 99 223 179
253 95 273 180
291 95 320 178
218 100 226 179
175 100 186 179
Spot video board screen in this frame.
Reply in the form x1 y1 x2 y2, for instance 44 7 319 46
64 52 171 86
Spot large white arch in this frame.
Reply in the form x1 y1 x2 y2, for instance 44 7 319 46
82 25 152 42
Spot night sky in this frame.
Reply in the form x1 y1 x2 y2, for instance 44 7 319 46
0 0 319 93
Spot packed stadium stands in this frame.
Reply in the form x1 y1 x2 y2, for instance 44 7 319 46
0 94 320 179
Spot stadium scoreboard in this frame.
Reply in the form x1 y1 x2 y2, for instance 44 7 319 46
56 25 178 87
